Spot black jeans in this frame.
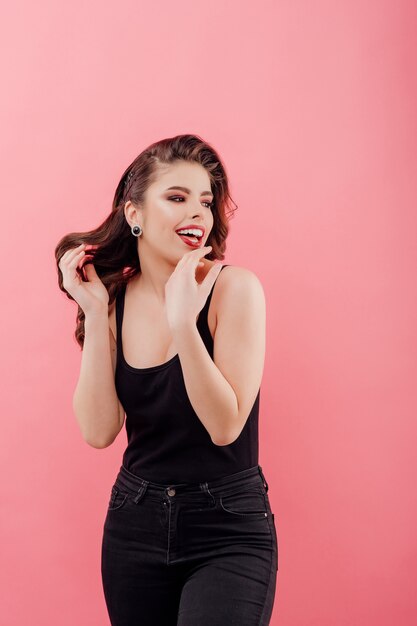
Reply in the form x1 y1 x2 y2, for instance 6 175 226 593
101 464 278 625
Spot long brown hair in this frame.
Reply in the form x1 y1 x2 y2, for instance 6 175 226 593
54 133 238 349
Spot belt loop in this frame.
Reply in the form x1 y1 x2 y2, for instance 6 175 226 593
200 480 216 505
258 465 269 492
133 480 148 504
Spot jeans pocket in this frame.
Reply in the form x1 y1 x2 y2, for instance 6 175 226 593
108 485 129 511
219 487 269 519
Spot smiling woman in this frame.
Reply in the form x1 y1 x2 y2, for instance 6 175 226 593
55 134 237 349
54 133 278 625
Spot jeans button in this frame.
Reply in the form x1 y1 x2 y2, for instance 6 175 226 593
167 488 176 496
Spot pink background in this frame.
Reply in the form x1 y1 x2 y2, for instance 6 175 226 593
1 1 416 624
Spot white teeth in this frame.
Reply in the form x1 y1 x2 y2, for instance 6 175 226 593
176 229 203 237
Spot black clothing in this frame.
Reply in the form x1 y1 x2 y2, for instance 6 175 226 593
115 264 260 483
101 464 278 624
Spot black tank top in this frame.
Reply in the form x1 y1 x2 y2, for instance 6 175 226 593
115 264 260 483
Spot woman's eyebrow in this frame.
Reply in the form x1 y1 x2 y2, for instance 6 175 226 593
164 185 213 197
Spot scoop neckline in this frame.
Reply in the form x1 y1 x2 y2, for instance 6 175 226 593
120 349 180 374
117 264 227 374
118 283 181 374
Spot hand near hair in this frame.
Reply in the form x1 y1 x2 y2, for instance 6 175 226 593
164 245 223 331
58 243 109 316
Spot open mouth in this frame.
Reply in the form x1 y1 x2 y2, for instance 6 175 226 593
176 232 203 246
175 227 205 247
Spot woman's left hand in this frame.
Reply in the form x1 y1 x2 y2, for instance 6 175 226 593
165 245 224 331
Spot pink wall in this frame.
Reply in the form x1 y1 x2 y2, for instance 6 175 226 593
1 0 416 624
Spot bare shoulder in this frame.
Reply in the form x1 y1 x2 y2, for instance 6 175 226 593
212 264 265 319
214 264 265 299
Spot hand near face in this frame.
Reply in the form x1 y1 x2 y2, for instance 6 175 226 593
164 246 223 331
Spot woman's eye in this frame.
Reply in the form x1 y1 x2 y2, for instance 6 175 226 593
169 196 213 209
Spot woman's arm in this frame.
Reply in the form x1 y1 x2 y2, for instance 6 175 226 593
72 309 125 448
172 267 266 446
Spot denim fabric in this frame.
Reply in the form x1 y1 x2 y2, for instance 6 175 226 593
101 464 278 625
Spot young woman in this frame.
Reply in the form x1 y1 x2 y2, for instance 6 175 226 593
55 133 278 625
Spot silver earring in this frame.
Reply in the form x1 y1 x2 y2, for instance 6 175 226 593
131 224 143 237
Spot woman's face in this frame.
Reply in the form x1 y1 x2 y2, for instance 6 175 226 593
126 160 214 263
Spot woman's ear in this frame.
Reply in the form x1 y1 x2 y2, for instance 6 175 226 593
124 201 142 227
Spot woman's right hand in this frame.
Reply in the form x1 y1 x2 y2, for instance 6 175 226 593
59 243 109 316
